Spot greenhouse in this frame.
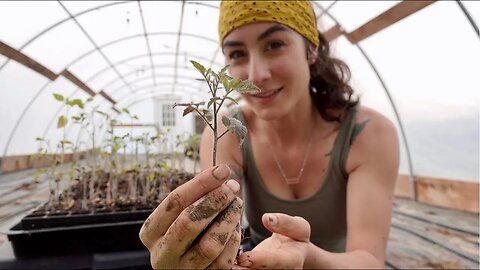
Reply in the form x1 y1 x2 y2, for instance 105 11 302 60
0 1 478 269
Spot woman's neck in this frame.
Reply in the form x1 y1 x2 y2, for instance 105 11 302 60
258 101 319 148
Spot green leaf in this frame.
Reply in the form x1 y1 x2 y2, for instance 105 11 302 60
190 60 206 75
219 65 230 76
122 108 130 114
71 99 84 109
221 115 231 127
147 174 156 182
221 76 230 92
230 78 260 93
53 93 64 102
61 140 73 145
221 115 247 146
72 116 81 121
86 97 94 103
206 68 213 77
57 115 68 128
207 97 219 108
225 96 238 104
95 110 106 116
195 101 205 107
33 169 43 183
112 143 121 153
204 110 212 122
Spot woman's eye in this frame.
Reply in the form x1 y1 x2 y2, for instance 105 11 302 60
266 41 284 51
229 51 245 60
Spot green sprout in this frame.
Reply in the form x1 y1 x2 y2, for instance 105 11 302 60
174 60 259 166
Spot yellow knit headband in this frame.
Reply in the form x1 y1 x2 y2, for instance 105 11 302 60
218 1 319 47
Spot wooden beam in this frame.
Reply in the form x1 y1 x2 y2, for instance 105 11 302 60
99 90 116 105
323 25 344 42
346 0 436 44
416 176 479 213
394 174 479 213
60 70 96 97
0 41 58 80
0 42 100 99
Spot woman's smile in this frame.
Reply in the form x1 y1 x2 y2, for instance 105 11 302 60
249 87 283 105
252 87 283 98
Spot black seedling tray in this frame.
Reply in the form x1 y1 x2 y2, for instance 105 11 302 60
7 210 152 258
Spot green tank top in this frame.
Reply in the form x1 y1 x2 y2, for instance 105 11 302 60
231 105 360 252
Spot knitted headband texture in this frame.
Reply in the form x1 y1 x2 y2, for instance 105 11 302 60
218 1 319 47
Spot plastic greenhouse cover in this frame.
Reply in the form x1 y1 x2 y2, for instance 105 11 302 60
0 1 478 183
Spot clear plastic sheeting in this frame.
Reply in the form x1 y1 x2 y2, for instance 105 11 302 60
0 1 66 48
463 1 480 25
0 1 478 182
357 1 480 181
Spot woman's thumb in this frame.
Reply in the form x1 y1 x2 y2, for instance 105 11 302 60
262 213 311 242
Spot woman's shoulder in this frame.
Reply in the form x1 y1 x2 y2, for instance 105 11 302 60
350 105 399 151
345 105 400 174
354 105 396 133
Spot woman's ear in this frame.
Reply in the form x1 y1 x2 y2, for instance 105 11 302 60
307 45 319 65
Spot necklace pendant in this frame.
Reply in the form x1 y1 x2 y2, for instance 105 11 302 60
285 177 300 185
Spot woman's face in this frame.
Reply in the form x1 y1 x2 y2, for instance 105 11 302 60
222 22 312 120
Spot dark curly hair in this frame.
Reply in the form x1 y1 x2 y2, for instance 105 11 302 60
307 31 359 122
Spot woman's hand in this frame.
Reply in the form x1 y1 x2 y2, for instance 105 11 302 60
236 213 311 269
139 164 243 269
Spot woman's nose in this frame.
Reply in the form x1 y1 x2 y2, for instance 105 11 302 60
247 55 271 87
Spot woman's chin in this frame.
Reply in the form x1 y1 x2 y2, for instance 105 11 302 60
252 107 286 121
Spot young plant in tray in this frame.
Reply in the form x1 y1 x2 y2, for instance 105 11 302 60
174 60 259 166
181 133 201 173
52 93 88 208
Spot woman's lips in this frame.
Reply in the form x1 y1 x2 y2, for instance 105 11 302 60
252 87 282 98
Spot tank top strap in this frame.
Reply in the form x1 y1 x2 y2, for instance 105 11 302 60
329 105 359 181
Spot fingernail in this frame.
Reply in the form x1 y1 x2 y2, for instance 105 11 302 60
266 214 277 226
226 179 240 193
213 164 230 180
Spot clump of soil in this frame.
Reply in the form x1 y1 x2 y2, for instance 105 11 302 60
30 169 194 217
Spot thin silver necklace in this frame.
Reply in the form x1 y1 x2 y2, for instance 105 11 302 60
268 118 316 185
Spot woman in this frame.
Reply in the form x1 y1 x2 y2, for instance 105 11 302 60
139 1 399 268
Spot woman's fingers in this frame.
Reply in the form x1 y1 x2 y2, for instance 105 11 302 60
185 198 243 269
162 183 241 259
262 213 311 242
235 214 311 269
139 164 231 248
237 250 281 269
207 226 242 269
